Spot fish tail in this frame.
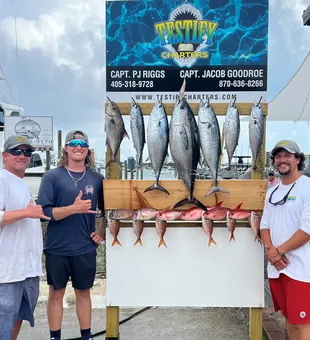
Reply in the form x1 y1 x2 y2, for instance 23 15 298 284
254 235 261 244
158 238 167 248
208 237 217 247
112 238 122 247
134 238 143 247
173 197 207 211
144 183 170 195
205 186 230 197
230 233 235 242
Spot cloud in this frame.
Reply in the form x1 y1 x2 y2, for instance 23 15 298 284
0 0 105 73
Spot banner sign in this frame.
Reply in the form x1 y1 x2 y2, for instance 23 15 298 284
4 116 53 150
106 0 268 102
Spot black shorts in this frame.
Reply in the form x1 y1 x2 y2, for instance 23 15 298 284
45 251 96 290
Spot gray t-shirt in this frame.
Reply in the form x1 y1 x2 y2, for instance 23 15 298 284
38 167 104 256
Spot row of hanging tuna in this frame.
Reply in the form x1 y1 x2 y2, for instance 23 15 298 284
105 80 264 211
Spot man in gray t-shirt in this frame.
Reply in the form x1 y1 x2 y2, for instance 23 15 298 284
38 130 105 340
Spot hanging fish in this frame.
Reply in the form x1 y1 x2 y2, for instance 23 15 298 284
105 97 129 168
155 218 168 248
109 209 134 220
202 215 216 247
130 98 145 168
226 211 237 242
250 211 262 244
169 80 206 210
144 100 169 195
224 98 240 170
249 98 264 170
133 219 144 246
198 99 229 197
108 218 121 247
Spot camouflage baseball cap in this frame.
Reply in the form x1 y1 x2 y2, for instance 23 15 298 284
271 140 300 156
4 135 34 152
65 130 89 144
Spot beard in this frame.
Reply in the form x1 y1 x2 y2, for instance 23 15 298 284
277 164 291 176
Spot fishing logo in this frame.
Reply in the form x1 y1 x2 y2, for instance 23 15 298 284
154 3 218 67
84 185 94 196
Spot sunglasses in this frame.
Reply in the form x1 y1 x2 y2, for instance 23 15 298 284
7 149 32 157
268 182 296 206
66 139 89 148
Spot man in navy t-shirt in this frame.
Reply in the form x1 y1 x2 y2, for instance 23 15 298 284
38 130 105 340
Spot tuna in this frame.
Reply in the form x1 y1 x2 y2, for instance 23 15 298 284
169 80 205 210
224 99 240 170
130 98 145 168
198 99 229 197
105 97 129 168
249 98 264 170
144 100 169 195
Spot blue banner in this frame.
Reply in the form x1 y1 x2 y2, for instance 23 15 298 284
106 0 268 95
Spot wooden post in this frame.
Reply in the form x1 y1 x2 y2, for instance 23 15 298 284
105 148 121 180
57 130 62 165
45 150 51 171
124 160 128 179
105 141 121 339
106 306 120 339
249 109 266 340
249 308 263 340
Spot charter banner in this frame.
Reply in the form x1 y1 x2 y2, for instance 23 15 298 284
105 0 268 102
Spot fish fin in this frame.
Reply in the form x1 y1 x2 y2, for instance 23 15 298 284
134 238 143 246
112 238 122 247
173 197 207 211
144 183 170 195
123 129 130 140
105 158 122 169
179 79 186 100
158 238 167 248
230 234 235 242
205 186 229 197
135 188 152 209
233 203 243 211
208 237 217 247
254 235 262 244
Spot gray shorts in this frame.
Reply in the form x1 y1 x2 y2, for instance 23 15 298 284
0 276 39 340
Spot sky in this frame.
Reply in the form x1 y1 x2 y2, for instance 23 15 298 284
0 0 310 165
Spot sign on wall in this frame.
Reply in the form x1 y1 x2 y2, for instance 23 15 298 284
4 116 53 150
105 0 268 102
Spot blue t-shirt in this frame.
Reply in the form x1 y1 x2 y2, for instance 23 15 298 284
37 167 104 256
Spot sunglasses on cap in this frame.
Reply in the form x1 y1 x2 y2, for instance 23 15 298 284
66 139 89 148
7 149 32 157
268 182 296 206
